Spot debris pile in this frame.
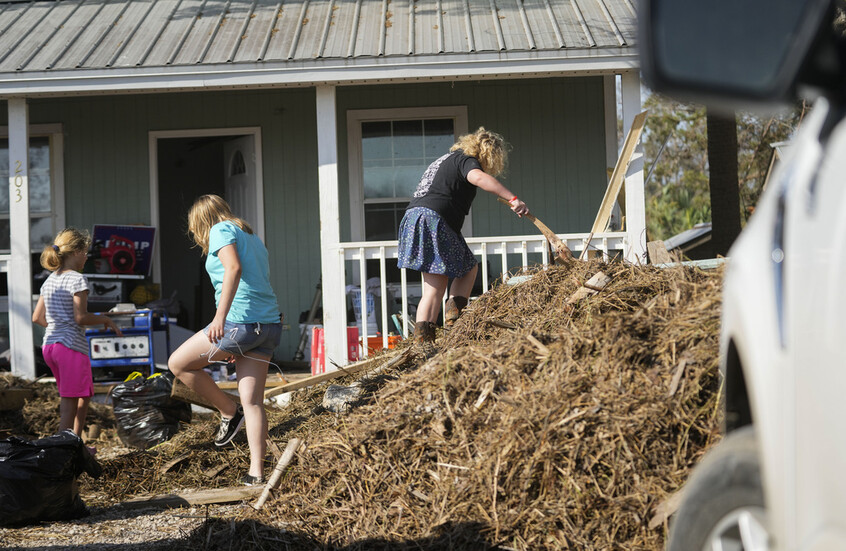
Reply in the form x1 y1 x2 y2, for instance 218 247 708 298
255 261 724 550
2 260 725 550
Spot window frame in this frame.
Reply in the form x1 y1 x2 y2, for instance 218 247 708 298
0 123 65 254
347 107 469 242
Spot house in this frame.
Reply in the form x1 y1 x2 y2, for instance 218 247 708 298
0 0 643 378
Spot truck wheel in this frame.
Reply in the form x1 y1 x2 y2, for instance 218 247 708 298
668 426 771 551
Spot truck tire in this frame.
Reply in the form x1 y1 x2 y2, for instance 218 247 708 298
667 426 771 551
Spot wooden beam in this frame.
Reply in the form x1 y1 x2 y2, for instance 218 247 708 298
264 348 412 400
591 111 648 234
120 486 263 510
254 438 302 510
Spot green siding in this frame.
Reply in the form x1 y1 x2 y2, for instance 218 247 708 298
12 89 323 358
2 76 608 360
336 77 608 239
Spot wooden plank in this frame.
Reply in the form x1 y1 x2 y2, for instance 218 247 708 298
254 438 303 509
647 240 672 265
566 271 612 304
120 486 263 510
0 388 33 411
591 111 648 234
264 348 412 400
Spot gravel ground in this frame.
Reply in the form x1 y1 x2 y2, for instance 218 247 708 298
0 503 248 550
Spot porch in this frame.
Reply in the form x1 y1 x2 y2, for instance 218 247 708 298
332 231 628 364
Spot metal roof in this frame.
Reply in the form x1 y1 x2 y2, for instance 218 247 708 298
0 0 638 96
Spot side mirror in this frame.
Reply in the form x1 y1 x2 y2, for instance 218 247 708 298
639 0 834 108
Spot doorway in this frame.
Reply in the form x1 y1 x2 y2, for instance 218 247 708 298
150 128 264 331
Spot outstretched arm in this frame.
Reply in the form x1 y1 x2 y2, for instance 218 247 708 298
73 291 123 335
466 168 529 217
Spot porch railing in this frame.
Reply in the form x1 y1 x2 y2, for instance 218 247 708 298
336 232 627 358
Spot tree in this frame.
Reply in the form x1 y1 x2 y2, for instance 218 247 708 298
642 91 805 244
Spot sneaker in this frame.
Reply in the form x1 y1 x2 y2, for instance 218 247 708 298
214 405 245 447
240 473 264 486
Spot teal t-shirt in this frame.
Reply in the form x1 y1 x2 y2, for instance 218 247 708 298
206 220 280 324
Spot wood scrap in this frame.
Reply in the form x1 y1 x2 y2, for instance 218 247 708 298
159 452 191 474
264 348 412 400
647 240 672 264
591 111 648 234
120 486 263 510
648 488 685 530
486 319 518 330
266 437 283 461
566 271 612 304
667 355 690 398
203 463 229 479
254 437 303 510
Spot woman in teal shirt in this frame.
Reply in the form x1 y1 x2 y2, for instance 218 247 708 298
169 194 281 486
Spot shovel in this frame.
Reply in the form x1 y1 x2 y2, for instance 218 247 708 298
498 198 573 265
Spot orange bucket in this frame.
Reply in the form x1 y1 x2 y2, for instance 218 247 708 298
366 335 401 354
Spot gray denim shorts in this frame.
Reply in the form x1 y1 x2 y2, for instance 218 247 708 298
203 321 282 357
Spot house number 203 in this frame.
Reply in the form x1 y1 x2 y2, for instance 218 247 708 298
13 160 23 203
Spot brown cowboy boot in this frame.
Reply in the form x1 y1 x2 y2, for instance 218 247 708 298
444 296 469 327
413 321 437 343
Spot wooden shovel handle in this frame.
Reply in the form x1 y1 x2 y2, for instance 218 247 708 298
497 198 573 263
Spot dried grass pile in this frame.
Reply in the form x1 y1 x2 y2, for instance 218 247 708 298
247 260 724 550
11 259 723 550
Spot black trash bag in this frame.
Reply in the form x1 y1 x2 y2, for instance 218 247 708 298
0 429 102 526
110 371 192 450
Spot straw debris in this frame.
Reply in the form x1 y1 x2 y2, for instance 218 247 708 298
2 260 723 550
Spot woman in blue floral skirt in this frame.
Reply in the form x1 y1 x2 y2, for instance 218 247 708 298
397 127 529 342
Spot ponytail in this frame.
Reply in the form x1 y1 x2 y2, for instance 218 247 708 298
40 228 91 272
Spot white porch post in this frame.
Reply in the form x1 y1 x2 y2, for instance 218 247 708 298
8 98 34 378
315 85 347 370
621 70 647 264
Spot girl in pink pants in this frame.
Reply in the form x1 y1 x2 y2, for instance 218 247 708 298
32 228 121 441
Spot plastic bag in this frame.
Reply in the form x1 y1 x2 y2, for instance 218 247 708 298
110 371 191 450
0 429 102 526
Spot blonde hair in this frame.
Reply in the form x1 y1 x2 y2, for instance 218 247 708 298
40 228 91 272
450 127 508 177
187 194 253 255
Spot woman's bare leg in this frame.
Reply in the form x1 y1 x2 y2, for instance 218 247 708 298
417 273 449 323
449 264 478 299
168 330 239 418
235 354 269 478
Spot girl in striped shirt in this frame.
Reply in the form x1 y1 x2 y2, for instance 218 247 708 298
32 228 121 440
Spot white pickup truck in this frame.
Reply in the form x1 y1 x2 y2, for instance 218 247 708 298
641 1 846 550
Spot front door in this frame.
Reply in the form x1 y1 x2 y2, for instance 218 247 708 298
223 135 261 237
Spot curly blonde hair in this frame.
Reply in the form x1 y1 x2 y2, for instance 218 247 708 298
40 228 91 272
187 194 253 255
450 127 508 177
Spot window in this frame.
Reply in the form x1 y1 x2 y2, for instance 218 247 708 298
0 125 64 253
348 107 469 242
